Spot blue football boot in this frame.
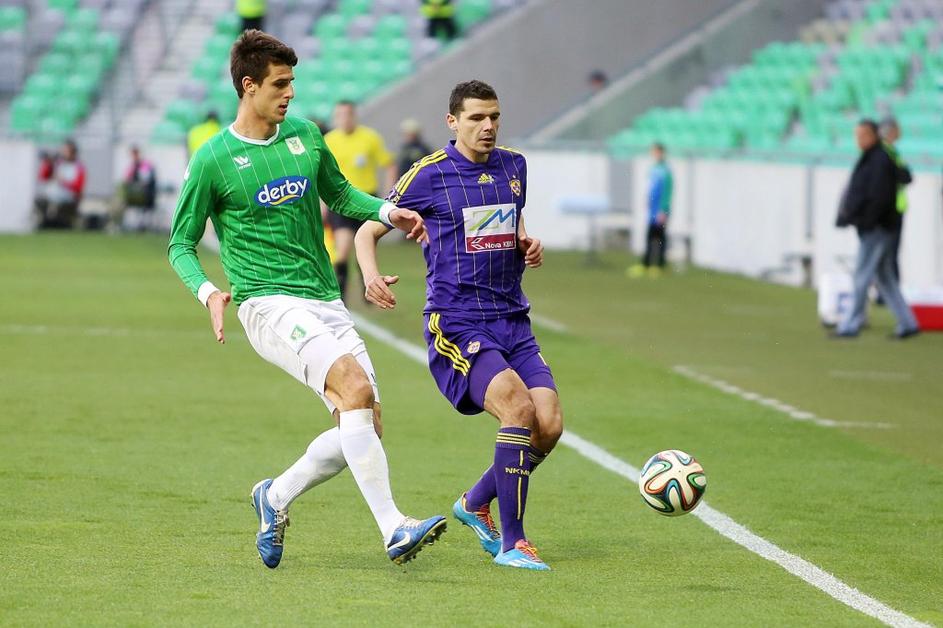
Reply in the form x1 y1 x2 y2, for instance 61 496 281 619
251 479 289 569
494 539 551 571
386 515 447 565
452 495 501 557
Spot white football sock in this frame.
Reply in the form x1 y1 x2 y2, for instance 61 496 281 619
267 427 347 511
338 408 405 543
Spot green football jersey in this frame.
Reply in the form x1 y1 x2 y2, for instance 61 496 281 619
168 116 384 304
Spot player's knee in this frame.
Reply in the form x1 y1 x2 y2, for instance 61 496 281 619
502 393 537 430
339 378 375 411
539 408 563 445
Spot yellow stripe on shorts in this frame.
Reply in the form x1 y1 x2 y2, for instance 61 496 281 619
427 313 471 375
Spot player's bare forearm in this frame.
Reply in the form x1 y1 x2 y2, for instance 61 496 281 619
206 290 232 344
355 222 399 309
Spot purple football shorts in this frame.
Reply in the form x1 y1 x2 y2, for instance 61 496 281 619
423 311 556 415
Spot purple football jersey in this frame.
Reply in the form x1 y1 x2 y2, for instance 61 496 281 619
389 141 529 322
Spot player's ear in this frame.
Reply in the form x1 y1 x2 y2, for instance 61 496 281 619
242 76 256 96
446 113 457 132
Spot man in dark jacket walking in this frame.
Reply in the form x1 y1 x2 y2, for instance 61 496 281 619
834 120 919 339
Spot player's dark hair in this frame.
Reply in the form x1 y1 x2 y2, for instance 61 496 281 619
857 118 879 134
336 100 357 108
230 29 298 98
449 80 498 116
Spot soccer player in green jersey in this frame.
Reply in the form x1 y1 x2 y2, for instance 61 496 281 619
167 30 446 568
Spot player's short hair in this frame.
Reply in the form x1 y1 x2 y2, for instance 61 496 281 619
857 118 879 134
230 29 298 98
449 80 498 116
336 100 357 109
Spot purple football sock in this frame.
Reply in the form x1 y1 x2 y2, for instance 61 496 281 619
464 466 496 513
465 445 548 513
493 427 532 552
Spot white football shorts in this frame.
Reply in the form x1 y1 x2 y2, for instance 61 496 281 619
237 294 379 414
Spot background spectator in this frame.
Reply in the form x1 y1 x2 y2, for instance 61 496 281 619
879 116 911 284
628 142 673 278
324 100 396 300
588 69 609 93
236 0 266 33
833 120 918 340
115 145 158 232
397 118 431 175
188 111 221 157
421 0 457 42
37 139 86 229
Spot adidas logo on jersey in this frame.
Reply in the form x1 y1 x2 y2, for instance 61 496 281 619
255 176 310 207
477 173 495 185
233 155 251 169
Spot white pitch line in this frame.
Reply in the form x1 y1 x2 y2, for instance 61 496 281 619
561 432 931 628
673 365 894 429
528 313 568 333
352 315 928 628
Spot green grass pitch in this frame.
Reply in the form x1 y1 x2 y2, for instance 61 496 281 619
1 233 940 626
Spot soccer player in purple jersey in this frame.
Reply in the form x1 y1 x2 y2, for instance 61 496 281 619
355 80 563 571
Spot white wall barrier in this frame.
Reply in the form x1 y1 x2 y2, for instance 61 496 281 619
0 140 37 233
3 138 940 294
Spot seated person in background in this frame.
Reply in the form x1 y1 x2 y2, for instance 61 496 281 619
38 140 86 229
116 145 158 232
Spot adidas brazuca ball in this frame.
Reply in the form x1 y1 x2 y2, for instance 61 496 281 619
638 449 707 516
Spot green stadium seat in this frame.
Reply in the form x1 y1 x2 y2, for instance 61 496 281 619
314 14 348 40
37 115 75 141
47 0 78 13
191 55 224 82
166 99 203 130
69 8 99 32
321 38 356 60
215 13 241 37
457 0 491 31
93 32 121 62
0 7 26 31
352 38 382 64
374 15 407 40
205 34 235 61
151 120 187 144
24 72 60 96
52 29 85 54
381 38 411 62
338 0 371 18
40 53 72 75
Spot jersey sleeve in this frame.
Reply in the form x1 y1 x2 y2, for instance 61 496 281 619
314 124 384 221
167 150 218 301
518 154 528 208
388 163 434 215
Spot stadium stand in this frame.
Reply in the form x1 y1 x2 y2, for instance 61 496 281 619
607 0 943 161
6 0 144 140
150 0 511 145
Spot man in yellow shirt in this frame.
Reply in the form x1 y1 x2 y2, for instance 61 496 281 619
324 101 396 300
187 111 221 157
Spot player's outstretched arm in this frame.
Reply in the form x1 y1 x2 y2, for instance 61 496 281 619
387 207 429 243
517 215 544 268
355 221 399 309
